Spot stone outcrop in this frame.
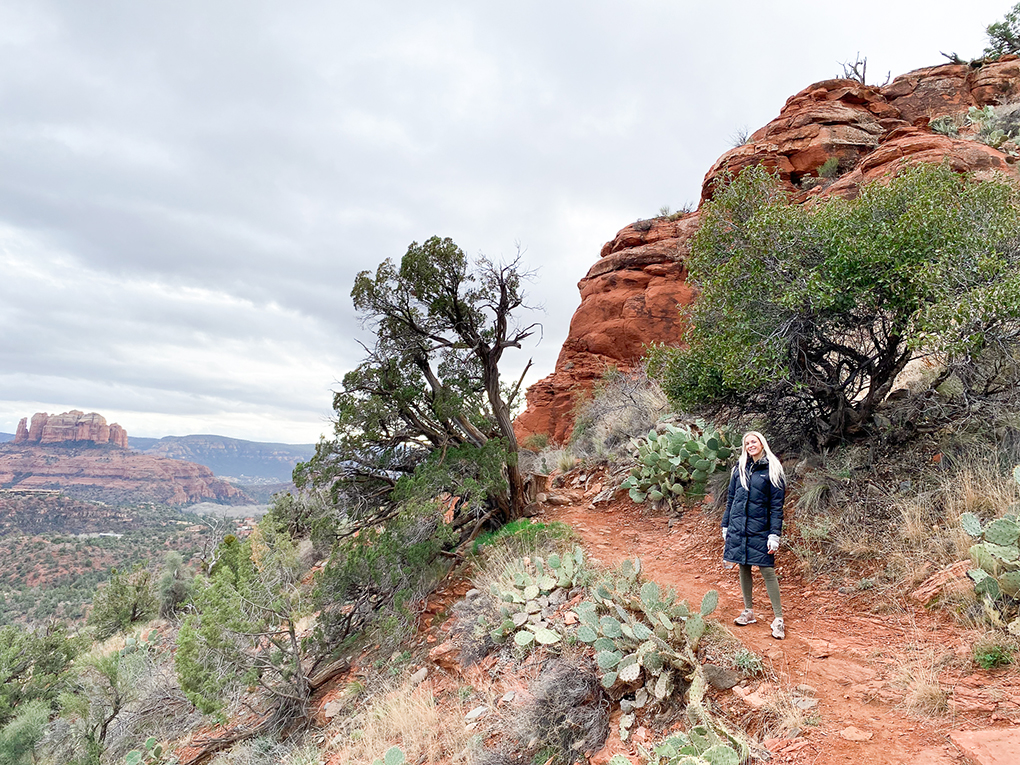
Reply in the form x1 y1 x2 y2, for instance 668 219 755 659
515 59 1020 444
14 411 128 448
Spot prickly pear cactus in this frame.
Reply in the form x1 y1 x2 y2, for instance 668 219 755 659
483 545 586 652
961 469 1020 609
621 421 734 505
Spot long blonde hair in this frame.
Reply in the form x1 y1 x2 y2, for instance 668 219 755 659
737 431 785 490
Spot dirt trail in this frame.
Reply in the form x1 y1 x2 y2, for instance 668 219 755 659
539 478 1020 765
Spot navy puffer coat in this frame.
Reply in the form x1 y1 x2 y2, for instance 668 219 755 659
722 457 785 567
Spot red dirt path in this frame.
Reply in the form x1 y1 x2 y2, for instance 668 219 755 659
538 473 1020 765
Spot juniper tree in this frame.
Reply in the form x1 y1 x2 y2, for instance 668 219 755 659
299 235 538 534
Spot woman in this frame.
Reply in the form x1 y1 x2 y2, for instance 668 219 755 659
721 431 786 639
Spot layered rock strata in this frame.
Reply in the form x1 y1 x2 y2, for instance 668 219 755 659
515 59 1020 444
15 411 128 448
0 444 249 505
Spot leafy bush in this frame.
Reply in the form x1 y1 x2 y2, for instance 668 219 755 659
88 564 156 640
651 163 1020 448
314 500 455 652
972 638 1014 669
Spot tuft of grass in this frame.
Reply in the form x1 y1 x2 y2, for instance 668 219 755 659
325 679 471 765
522 433 549 451
471 520 575 556
895 645 950 717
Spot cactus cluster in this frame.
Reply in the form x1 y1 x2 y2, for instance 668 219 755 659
483 546 585 652
621 423 733 504
573 558 719 741
960 465 1020 636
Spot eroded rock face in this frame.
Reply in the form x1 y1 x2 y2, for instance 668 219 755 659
515 59 1020 444
0 444 250 505
14 411 128 448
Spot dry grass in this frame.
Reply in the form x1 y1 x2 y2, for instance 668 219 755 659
324 679 472 765
569 367 668 459
894 645 951 717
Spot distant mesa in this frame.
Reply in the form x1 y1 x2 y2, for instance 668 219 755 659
14 411 128 448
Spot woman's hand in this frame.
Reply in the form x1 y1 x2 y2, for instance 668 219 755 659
767 534 780 553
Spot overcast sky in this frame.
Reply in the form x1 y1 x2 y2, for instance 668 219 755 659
0 0 1008 443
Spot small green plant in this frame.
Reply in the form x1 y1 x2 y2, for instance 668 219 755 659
817 157 840 178
621 421 734 504
972 638 1014 669
125 737 164 765
929 115 960 136
732 648 764 676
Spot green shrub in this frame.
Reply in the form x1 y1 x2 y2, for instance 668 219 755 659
972 639 1014 669
817 157 840 178
315 500 455 651
87 564 156 639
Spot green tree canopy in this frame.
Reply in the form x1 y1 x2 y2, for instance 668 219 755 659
986 3 1020 59
650 163 1020 446
298 235 538 533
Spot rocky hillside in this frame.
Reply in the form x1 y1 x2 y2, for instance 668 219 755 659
130 434 315 484
514 58 1020 444
15 411 128 448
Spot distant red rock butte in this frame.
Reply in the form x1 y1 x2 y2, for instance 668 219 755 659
14 411 128 448
514 58 1020 444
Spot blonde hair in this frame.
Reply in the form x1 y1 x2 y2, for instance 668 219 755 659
737 431 785 490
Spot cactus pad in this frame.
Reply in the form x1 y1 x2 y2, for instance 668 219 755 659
984 518 1019 546
600 616 623 638
968 568 1001 599
700 590 719 617
596 650 622 670
702 745 741 765
960 512 984 539
593 637 616 653
999 570 1020 597
576 625 598 643
618 661 642 683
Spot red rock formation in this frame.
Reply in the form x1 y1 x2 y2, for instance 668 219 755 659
516 59 1020 444
0 444 249 505
14 411 128 448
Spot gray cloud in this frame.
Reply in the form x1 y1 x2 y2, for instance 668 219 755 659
0 0 1003 440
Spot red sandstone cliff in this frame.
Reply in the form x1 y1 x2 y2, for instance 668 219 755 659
515 59 1020 444
15 411 128 448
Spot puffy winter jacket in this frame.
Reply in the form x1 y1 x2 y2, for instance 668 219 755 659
722 457 785 567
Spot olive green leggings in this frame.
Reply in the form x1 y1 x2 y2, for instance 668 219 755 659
739 564 782 619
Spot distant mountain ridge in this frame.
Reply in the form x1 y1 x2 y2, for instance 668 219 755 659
130 434 316 484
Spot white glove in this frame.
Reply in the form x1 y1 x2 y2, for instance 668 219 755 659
767 534 780 553
722 527 728 542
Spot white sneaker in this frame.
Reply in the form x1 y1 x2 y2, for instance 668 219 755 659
734 609 756 626
771 617 785 639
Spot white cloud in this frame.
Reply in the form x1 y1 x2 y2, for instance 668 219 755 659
0 0 1010 441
